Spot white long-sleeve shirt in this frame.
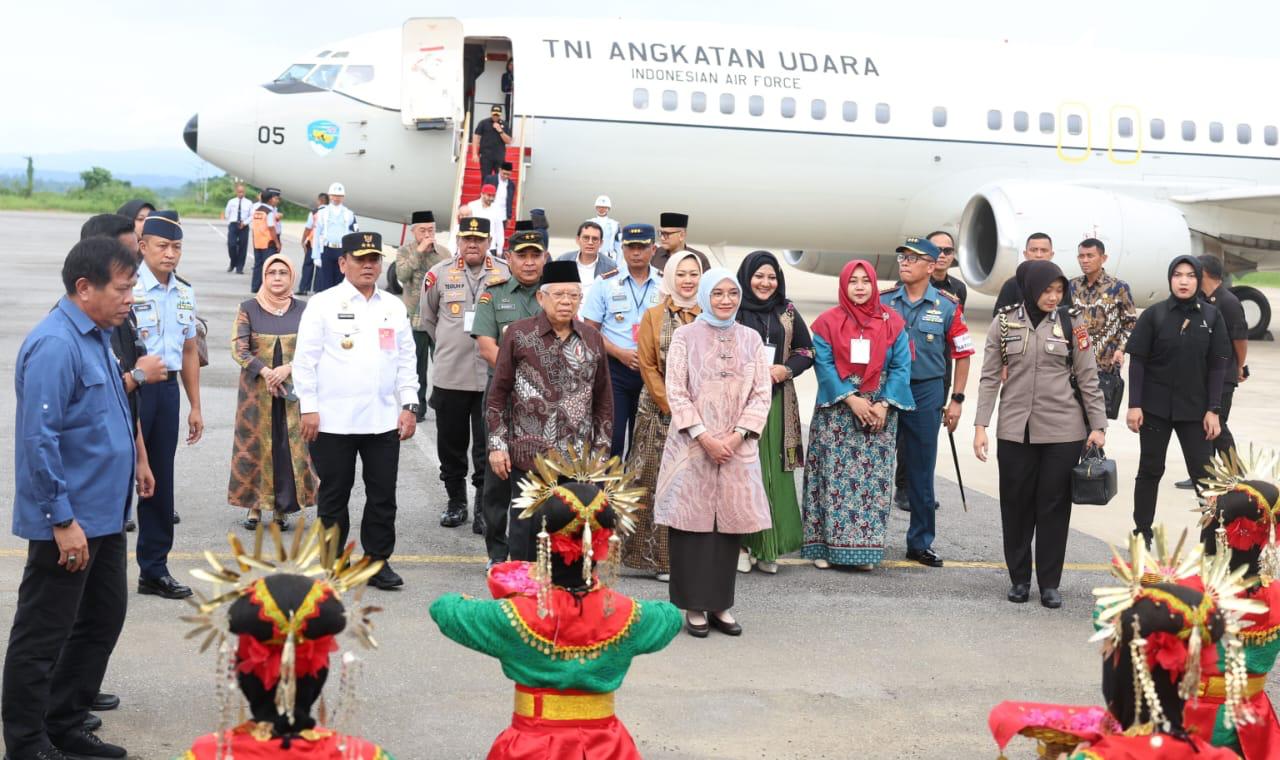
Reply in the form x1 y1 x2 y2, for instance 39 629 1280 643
463 199 507 254
292 279 419 435
223 197 254 225
312 204 359 251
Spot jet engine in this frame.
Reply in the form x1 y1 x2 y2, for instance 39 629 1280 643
782 250 900 281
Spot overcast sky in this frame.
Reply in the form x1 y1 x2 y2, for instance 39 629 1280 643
3 1 1271 157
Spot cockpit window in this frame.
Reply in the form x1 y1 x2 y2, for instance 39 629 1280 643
305 64 342 90
316 50 332 58
335 65 375 90
275 64 314 83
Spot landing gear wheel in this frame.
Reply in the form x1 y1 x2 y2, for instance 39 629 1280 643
1232 285 1272 340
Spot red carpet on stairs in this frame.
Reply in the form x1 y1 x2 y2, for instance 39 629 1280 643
460 146 523 240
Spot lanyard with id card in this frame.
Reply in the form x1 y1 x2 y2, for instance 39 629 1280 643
464 309 476 331
850 337 871 364
760 341 776 365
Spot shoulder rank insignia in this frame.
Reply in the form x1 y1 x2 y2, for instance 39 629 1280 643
879 284 901 295
174 274 193 288
423 271 437 290
1067 305 1083 318
600 269 619 279
937 289 960 304
478 292 493 305
996 303 1019 315
488 276 504 286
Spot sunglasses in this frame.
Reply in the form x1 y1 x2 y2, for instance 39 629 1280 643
938 247 955 255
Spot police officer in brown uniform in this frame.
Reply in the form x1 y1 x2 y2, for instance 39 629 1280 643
421 217 508 528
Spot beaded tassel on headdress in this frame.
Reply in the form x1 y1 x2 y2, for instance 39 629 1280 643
535 516 551 619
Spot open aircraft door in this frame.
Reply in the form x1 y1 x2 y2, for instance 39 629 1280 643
401 18 464 129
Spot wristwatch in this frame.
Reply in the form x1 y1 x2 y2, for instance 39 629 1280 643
950 393 966 403
53 518 74 529
402 403 421 416
130 367 147 387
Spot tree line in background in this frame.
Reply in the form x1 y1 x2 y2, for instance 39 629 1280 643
0 165 309 220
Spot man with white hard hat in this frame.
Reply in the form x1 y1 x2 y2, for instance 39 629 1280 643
312 182 359 292
589 195 621 257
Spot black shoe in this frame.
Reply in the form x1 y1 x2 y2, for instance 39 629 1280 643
894 489 910 512
82 714 102 732
1041 588 1063 609
1174 478 1195 490
368 563 403 590
275 517 291 533
137 575 193 599
172 510 180 525
90 692 119 712
685 613 709 638
1007 583 1030 603
51 728 126 758
905 548 944 568
440 506 467 528
472 509 486 536
227 265 235 273
709 613 742 636
242 517 260 531
4 748 69 760
123 519 135 533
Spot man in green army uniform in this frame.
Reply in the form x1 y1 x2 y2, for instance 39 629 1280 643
471 229 548 564
395 210 450 419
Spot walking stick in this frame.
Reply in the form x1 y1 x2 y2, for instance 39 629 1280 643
947 429 968 512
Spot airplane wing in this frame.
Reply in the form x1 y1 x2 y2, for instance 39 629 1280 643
1171 186 1280 215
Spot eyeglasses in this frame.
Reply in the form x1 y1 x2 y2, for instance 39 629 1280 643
543 291 581 302
896 253 925 264
938 247 955 255
658 230 680 238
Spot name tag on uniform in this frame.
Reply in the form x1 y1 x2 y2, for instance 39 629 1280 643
338 313 355 320
134 303 153 311
497 303 515 311
921 313 944 323
850 338 871 364
953 333 974 353
379 328 395 351
464 310 476 331
611 292 628 302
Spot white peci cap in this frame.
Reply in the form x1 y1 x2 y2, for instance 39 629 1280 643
328 182 346 196
594 195 611 208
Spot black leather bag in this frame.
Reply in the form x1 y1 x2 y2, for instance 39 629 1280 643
1072 445 1117 505
1097 368 1125 420
385 262 404 295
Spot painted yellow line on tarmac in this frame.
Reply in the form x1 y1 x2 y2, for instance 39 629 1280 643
0 548 1114 572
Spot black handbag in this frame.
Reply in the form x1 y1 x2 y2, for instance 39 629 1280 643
1097 368 1124 420
385 262 404 295
1072 445 1117 505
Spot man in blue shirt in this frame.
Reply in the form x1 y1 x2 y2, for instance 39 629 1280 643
4 237 142 760
583 223 662 456
131 211 203 600
882 237 974 568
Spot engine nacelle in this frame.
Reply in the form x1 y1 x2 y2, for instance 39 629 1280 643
957 182 1191 303
782 250 900 281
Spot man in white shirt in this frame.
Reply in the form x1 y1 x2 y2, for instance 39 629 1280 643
293 232 418 590
481 161 516 223
555 221 617 312
221 183 253 274
311 182 359 292
460 184 506 256
590 195 621 257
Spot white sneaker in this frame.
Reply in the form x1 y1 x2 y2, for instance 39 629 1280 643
757 561 779 574
813 558 831 569
853 563 875 572
655 572 670 583
737 552 753 574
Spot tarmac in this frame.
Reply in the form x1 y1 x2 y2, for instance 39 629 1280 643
2 210 1280 758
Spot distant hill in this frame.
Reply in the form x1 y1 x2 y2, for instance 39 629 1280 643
0 148 218 189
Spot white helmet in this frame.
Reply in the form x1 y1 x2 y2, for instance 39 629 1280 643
328 182 346 196
594 195 611 208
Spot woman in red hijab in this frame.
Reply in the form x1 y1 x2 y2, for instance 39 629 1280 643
800 260 915 570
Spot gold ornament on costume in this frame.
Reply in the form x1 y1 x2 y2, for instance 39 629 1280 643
1198 446 1280 579
513 444 643 536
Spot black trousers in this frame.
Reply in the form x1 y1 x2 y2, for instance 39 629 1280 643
1134 412 1213 537
136 378 179 580
250 245 277 293
506 466 537 562
413 331 434 410
1213 383 1237 456
309 430 400 559
2 533 127 754
996 438 1082 589
482 462 512 563
297 246 316 294
227 222 249 271
480 153 503 178
608 358 644 458
430 387 485 489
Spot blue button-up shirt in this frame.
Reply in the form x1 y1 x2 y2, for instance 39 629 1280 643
14 298 134 540
583 267 662 351
882 283 974 382
132 261 197 370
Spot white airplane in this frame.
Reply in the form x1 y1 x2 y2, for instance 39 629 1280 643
185 17 1280 335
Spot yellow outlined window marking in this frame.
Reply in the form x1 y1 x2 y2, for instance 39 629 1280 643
1056 101 1091 164
1108 105 1143 165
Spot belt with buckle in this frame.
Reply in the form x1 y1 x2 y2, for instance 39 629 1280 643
513 685 614 721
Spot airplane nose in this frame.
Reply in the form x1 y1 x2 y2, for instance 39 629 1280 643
183 114 198 153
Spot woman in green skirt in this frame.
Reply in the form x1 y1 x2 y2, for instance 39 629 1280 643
734 251 814 574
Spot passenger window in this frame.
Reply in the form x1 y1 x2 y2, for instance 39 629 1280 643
632 88 649 109
691 92 706 113
1266 126 1278 146
1150 119 1165 140
1238 124 1252 144
331 51 349 59
1039 112 1054 133
304 64 342 90
1182 121 1196 141
316 50 332 58
811 99 827 120
1013 111 1029 132
932 106 947 127
276 63 314 83
749 95 764 117
1117 117 1133 138
781 97 796 118
1067 114 1083 136
842 101 857 122
987 110 1002 130
720 93 735 115
876 103 890 124
1209 122 1223 143
335 65 374 90
662 90 677 111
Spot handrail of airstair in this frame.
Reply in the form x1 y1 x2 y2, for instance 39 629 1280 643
449 110 473 243
513 114 529 223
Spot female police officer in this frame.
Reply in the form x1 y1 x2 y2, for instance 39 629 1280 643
974 261 1106 609
1125 255 1230 544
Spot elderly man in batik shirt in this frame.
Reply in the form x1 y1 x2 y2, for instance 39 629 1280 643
1068 237 1137 373
486 254 614 562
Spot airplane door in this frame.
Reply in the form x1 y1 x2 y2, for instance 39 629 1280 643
1056 102 1090 163
401 18 464 128
1108 106 1142 165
